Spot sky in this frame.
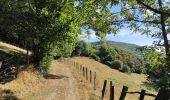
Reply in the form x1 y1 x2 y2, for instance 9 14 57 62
81 4 170 46
81 29 156 46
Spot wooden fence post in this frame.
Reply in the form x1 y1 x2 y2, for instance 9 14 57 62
74 61 76 67
139 89 145 100
110 86 114 100
110 81 114 100
90 70 92 83
155 88 170 100
80 65 82 71
94 72 96 90
86 67 88 80
76 62 78 69
75 62 77 69
77 63 80 71
83 67 85 77
102 80 107 100
119 86 128 100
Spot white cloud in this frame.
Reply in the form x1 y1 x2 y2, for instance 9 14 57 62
117 29 131 36
78 30 97 38
113 29 142 38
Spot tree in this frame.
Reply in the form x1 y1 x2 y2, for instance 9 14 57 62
71 41 96 57
0 0 121 73
117 0 170 93
0 0 79 73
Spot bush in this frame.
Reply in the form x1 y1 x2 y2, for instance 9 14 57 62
39 54 53 74
111 60 123 70
131 66 146 74
72 41 96 57
91 54 100 62
105 61 114 66
121 65 131 73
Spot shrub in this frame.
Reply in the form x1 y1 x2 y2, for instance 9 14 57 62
105 61 114 66
131 66 146 74
121 65 131 73
91 54 100 62
111 60 123 70
72 41 96 57
39 54 53 74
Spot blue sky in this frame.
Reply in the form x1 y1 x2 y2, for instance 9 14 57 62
81 5 170 46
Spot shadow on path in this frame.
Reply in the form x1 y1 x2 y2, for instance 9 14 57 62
43 74 69 79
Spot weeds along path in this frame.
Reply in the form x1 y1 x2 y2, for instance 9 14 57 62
30 61 81 100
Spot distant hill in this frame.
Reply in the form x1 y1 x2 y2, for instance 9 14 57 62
91 41 142 58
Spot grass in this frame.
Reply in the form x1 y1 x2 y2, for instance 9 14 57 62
69 57 157 100
0 42 33 99
0 67 43 99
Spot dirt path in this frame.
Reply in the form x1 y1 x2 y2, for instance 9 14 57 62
29 61 81 100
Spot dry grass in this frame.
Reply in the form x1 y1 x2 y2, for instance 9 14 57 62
0 41 32 55
67 61 101 100
0 66 44 99
69 57 157 100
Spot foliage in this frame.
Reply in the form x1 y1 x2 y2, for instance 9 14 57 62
118 0 170 89
106 41 142 58
139 46 169 87
92 41 144 67
72 41 97 57
97 37 115 65
0 0 120 73
120 65 131 73
72 40 145 74
0 0 81 73
111 60 123 70
98 46 114 63
91 54 100 62
131 66 146 74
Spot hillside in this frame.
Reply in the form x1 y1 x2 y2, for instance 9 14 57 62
92 41 142 58
0 42 156 100
70 57 157 100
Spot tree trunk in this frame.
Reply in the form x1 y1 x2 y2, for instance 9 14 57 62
160 14 170 63
158 0 170 72
32 44 41 67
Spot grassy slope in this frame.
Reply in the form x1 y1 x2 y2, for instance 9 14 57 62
70 57 157 100
0 42 41 99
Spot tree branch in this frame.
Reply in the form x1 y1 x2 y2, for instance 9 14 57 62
113 19 160 24
136 0 170 17
136 0 160 14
